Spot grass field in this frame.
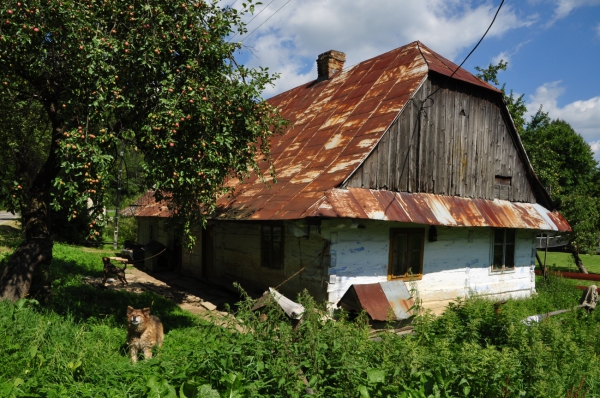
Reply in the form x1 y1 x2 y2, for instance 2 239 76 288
1 244 598 397
2 226 600 396
539 250 600 273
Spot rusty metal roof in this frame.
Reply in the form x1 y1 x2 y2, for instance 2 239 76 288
125 190 173 218
215 41 501 220
307 188 570 232
135 41 568 233
338 280 414 321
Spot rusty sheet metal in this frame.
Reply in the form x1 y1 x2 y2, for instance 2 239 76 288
315 188 571 232
418 44 500 93
122 190 173 218
137 41 519 223
213 41 495 221
341 283 390 321
338 280 414 321
379 280 415 320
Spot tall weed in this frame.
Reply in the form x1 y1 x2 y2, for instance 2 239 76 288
1 249 600 397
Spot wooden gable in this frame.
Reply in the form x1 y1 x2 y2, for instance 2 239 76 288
344 74 538 204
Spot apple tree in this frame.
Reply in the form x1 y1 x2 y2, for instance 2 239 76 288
0 0 287 301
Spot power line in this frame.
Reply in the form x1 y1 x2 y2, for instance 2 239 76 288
424 0 506 102
397 0 506 193
228 0 278 42
241 0 293 43
449 0 505 80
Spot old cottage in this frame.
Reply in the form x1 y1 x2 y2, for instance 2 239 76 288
132 41 570 316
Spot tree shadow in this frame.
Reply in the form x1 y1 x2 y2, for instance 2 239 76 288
49 255 106 279
0 224 22 248
45 283 197 331
43 254 197 331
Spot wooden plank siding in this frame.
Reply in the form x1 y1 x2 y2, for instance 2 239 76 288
344 76 536 203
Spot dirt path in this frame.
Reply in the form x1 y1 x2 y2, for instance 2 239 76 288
85 264 241 319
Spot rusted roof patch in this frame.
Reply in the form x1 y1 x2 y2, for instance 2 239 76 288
338 280 414 321
130 41 569 235
311 188 570 232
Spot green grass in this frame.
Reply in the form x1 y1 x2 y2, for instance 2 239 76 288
2 243 600 397
539 250 600 273
0 221 22 258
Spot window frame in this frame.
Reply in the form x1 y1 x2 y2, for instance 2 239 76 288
388 228 425 280
494 176 512 200
491 228 516 273
260 223 285 270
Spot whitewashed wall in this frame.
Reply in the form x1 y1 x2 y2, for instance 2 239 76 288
171 216 537 313
322 219 537 314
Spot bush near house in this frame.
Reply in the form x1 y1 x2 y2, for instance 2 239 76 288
1 243 599 397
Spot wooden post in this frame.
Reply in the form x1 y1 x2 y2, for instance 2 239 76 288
544 234 549 279
113 141 125 250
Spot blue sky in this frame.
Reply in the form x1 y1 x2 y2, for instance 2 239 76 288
224 0 600 158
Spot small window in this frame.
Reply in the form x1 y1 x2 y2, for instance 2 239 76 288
492 229 515 271
389 228 424 279
261 224 284 269
494 176 511 200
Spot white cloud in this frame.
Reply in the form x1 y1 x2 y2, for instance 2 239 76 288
491 40 532 66
596 22 600 37
233 0 534 96
590 140 600 158
527 81 600 159
545 0 600 25
492 51 510 65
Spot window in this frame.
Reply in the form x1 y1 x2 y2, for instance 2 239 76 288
261 224 284 269
494 176 511 200
389 228 424 279
492 229 515 271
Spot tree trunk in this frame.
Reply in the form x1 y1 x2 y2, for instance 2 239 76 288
0 108 62 301
0 185 55 301
0 237 53 302
570 247 589 274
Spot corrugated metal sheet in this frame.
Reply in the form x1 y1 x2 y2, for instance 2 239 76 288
418 43 501 93
307 188 570 232
339 280 414 321
125 190 173 218
214 41 498 221
133 41 569 234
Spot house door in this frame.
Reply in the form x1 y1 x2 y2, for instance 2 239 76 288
201 225 214 278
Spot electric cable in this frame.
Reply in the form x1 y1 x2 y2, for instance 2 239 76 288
228 0 278 42
396 0 506 193
240 0 293 43
423 0 506 104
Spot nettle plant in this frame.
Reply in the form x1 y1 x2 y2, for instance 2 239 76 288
0 0 286 300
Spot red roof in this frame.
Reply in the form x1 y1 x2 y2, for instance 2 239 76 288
307 188 570 232
134 41 569 233
214 41 500 220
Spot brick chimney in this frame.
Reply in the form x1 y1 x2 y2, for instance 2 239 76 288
317 50 346 81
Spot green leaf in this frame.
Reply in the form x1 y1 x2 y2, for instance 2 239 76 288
358 385 370 398
367 368 386 385
197 385 220 398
